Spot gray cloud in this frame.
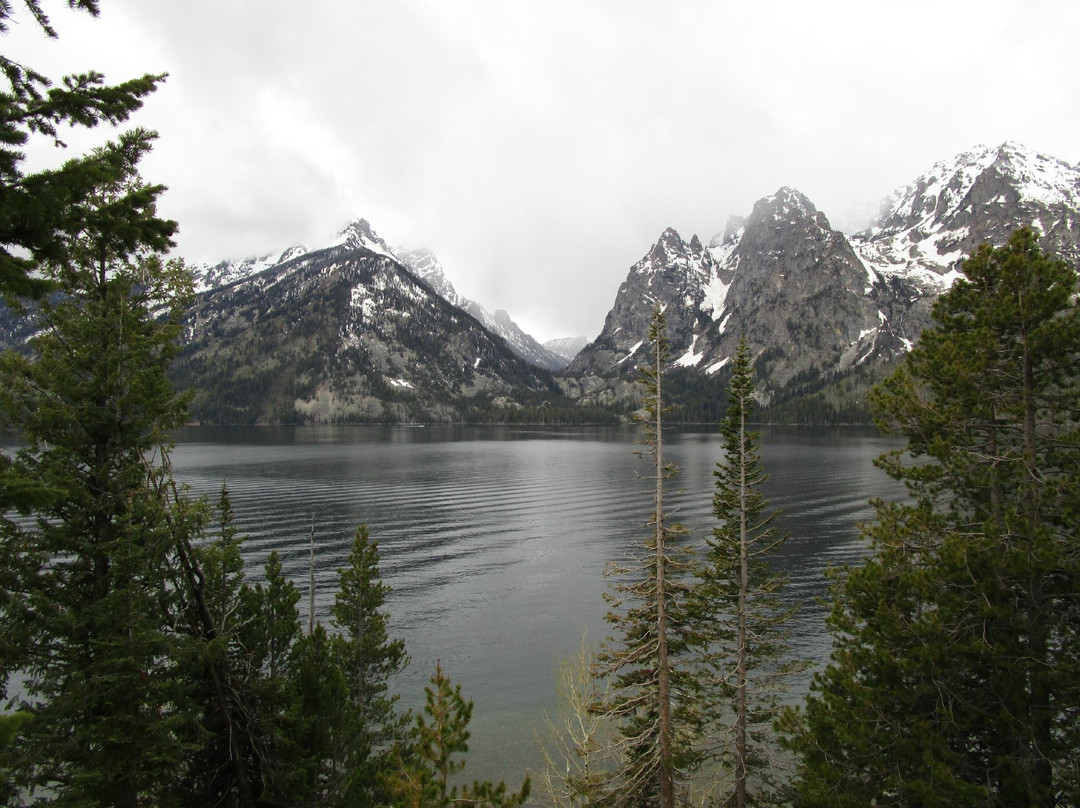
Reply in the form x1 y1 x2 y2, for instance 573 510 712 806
6 0 1078 341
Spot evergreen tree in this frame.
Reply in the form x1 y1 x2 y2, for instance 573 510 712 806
787 228 1080 806
693 336 800 807
0 160 193 804
384 661 530 808
592 306 701 808
180 525 303 808
0 1 169 300
330 525 410 807
278 623 350 807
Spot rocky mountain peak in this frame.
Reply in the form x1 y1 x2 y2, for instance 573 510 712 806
854 141 1080 290
331 219 396 258
735 186 837 261
641 227 691 271
394 246 462 306
747 186 829 231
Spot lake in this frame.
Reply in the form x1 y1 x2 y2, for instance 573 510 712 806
169 424 905 782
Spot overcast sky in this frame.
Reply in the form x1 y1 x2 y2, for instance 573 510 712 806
7 0 1079 341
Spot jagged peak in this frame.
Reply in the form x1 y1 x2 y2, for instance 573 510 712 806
277 244 308 264
329 219 397 259
745 187 828 233
866 141 1080 236
751 185 816 221
635 227 687 271
656 226 684 246
768 186 817 215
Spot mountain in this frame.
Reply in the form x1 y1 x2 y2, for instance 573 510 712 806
566 142 1080 419
6 142 1075 425
195 245 309 292
393 247 567 371
173 221 561 423
543 335 589 364
852 141 1080 288
566 190 889 408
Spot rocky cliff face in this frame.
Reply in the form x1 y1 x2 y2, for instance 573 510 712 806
852 142 1080 291
566 142 1080 415
567 189 888 404
568 228 727 375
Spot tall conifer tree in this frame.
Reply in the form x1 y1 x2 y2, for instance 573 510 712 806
593 306 701 808
693 336 799 807
788 228 1080 806
0 158 192 803
330 525 410 807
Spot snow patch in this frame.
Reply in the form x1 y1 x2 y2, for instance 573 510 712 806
675 335 704 368
350 283 376 319
705 357 730 375
619 340 644 364
701 274 731 320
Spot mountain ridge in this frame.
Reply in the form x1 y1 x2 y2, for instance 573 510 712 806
7 141 1074 424
565 141 1080 417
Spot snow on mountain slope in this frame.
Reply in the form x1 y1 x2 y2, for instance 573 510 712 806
392 247 567 371
195 245 308 292
193 220 563 371
543 335 589 364
851 141 1080 291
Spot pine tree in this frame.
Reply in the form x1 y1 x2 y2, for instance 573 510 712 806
384 661 530 808
279 623 351 807
787 228 1080 806
180 526 304 808
0 161 194 803
694 336 800 807
330 525 410 807
592 306 701 808
0 1 169 300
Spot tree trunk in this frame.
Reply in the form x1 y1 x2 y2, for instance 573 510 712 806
655 332 674 808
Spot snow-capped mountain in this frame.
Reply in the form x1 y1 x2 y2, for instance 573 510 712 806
568 188 886 406
174 222 559 423
567 142 1080 416
392 248 568 371
194 221 565 371
852 141 1080 291
543 336 588 364
195 245 309 292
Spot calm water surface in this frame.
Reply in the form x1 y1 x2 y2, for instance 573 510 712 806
169 424 904 781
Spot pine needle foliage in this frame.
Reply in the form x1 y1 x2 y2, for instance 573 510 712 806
330 525 411 807
787 228 1080 806
0 161 194 803
694 336 801 807
0 1 169 300
384 661 531 808
592 306 702 808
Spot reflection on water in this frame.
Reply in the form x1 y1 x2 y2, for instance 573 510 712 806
169 424 904 781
